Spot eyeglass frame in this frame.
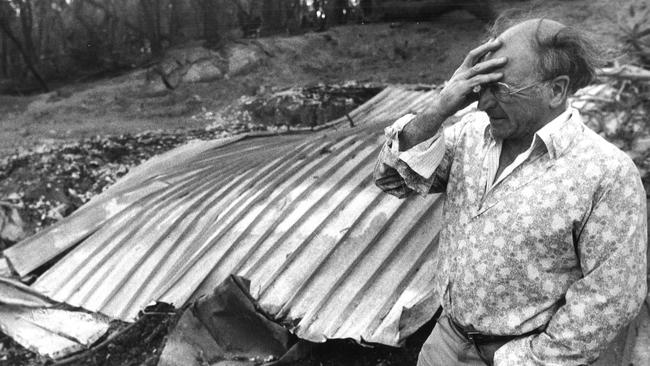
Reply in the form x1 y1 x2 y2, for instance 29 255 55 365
477 79 549 102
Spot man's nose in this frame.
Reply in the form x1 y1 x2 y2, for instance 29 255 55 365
477 89 497 111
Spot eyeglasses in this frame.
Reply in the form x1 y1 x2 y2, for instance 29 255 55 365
478 80 547 102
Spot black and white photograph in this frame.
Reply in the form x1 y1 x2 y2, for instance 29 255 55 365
0 0 648 365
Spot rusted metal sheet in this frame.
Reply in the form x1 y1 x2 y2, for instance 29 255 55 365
4 85 444 346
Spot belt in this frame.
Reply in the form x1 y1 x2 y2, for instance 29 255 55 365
450 317 534 344
449 317 541 366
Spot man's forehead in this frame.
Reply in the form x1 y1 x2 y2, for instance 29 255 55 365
483 19 567 64
479 46 514 82
478 19 567 83
481 32 538 82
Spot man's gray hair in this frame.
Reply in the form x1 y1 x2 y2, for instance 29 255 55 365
488 15 604 94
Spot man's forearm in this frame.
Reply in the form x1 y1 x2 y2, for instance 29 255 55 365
399 100 449 151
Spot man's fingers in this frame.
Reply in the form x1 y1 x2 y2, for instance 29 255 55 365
463 38 502 68
468 57 507 78
469 72 504 86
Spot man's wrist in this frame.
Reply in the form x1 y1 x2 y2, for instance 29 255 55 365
423 98 453 121
399 100 448 151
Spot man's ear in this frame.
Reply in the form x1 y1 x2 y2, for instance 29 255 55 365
548 75 570 108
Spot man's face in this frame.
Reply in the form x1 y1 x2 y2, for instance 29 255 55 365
477 24 551 142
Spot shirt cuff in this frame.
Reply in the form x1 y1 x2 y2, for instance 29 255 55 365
384 114 444 179
384 113 417 154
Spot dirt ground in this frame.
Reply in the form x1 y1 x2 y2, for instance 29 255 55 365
0 0 647 365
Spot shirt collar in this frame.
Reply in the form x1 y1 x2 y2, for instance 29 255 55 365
483 107 582 159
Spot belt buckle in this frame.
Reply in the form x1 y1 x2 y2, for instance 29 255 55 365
466 330 481 342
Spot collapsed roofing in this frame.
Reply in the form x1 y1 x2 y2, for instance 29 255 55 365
2 85 447 355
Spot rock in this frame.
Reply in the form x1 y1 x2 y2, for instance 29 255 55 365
181 47 215 64
226 45 263 76
158 57 180 76
182 60 223 83
164 45 216 66
150 45 224 89
143 78 169 93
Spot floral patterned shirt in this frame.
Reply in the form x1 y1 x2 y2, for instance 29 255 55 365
374 108 647 365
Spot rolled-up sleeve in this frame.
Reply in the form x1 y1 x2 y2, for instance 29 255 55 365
374 113 472 196
494 158 648 365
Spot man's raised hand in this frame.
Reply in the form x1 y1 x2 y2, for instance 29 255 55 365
436 38 507 117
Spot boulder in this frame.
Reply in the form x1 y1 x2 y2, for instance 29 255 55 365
182 60 223 83
149 45 225 88
226 44 264 76
165 45 217 65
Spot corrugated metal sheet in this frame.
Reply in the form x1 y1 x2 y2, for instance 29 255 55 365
0 278 110 359
4 85 445 346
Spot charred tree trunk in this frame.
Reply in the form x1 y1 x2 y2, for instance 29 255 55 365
364 0 496 24
360 0 372 18
170 0 184 38
0 20 49 91
260 0 285 36
324 0 347 27
80 0 143 36
71 0 103 65
1 32 8 77
0 0 48 91
229 0 262 37
196 0 221 47
140 0 165 55
16 0 36 64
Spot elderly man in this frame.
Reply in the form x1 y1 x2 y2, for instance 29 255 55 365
374 18 647 366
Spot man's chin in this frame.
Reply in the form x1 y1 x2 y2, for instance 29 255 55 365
488 120 510 140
